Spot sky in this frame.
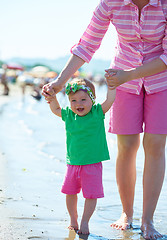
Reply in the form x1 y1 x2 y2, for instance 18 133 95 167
0 0 117 61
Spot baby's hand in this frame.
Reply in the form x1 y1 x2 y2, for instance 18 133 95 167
44 95 56 104
42 80 64 97
105 68 131 89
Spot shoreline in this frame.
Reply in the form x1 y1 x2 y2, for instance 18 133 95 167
0 83 166 240
0 84 27 239
0 84 42 239
0 147 27 239
0 84 71 239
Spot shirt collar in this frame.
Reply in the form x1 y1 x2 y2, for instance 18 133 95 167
124 0 159 7
124 0 131 5
149 0 159 7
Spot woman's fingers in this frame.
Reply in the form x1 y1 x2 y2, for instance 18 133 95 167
105 68 118 73
105 68 117 72
105 68 127 87
105 69 117 79
105 73 116 78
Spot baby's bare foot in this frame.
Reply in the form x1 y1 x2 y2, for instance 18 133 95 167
141 221 162 239
110 212 132 230
68 221 78 231
78 221 89 235
68 225 78 230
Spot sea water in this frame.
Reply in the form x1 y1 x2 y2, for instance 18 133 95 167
0 84 167 240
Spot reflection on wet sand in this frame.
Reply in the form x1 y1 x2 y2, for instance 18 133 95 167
0 85 166 240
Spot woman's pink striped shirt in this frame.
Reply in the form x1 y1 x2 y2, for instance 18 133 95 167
71 0 167 95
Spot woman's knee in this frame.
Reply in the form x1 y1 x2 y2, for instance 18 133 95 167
117 134 140 155
143 133 166 158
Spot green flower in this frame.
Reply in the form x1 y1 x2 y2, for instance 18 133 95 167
65 82 95 105
65 83 71 95
72 83 78 92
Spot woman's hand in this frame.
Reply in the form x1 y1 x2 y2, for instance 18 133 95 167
42 79 64 103
105 69 132 89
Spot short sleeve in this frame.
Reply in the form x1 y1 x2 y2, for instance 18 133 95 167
159 2 167 65
160 23 167 65
61 108 67 122
71 0 110 63
92 103 105 120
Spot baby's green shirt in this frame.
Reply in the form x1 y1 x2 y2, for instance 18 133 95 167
61 104 110 165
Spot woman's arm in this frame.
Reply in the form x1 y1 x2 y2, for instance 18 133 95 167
105 58 167 89
42 0 111 99
42 54 85 99
129 58 167 79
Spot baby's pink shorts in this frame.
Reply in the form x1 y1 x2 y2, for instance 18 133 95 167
61 162 104 199
109 88 167 135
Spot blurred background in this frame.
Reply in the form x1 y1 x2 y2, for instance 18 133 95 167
0 1 167 239
0 0 117 98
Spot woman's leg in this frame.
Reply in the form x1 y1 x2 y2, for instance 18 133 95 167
141 133 166 239
111 134 140 230
66 194 79 230
78 198 97 234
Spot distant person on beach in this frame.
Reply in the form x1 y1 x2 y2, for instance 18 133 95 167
45 77 115 234
42 0 167 239
1 64 9 95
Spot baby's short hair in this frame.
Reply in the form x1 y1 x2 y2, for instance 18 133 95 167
69 78 96 98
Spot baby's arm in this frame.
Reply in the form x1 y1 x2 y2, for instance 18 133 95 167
101 88 116 114
49 95 62 117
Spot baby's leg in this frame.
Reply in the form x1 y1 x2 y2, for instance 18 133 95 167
78 198 97 234
66 194 79 230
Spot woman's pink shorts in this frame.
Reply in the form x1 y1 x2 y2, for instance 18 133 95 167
61 162 104 199
109 88 167 135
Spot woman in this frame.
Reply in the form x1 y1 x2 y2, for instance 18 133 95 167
42 0 167 239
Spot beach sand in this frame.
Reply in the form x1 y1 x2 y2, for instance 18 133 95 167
0 149 74 240
0 84 101 240
0 84 124 240
0 86 36 239
0 151 27 240
0 83 166 240
0 84 71 240
0 89 27 239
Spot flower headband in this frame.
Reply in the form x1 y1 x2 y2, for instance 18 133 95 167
65 83 95 105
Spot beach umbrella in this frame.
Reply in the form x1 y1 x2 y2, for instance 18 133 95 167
6 63 24 71
31 66 49 73
31 66 50 77
45 71 58 78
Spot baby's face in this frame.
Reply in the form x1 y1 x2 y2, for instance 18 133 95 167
69 90 93 116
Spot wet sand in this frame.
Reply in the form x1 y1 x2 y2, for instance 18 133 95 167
0 149 72 240
0 87 32 239
0 85 98 240
0 85 69 239
0 83 167 240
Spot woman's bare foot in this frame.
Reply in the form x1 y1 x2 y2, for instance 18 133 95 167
78 221 89 235
141 221 162 239
110 212 133 230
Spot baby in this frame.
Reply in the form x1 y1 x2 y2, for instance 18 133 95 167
46 77 116 234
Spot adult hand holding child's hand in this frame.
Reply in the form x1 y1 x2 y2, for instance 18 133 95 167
105 68 132 89
42 80 64 103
